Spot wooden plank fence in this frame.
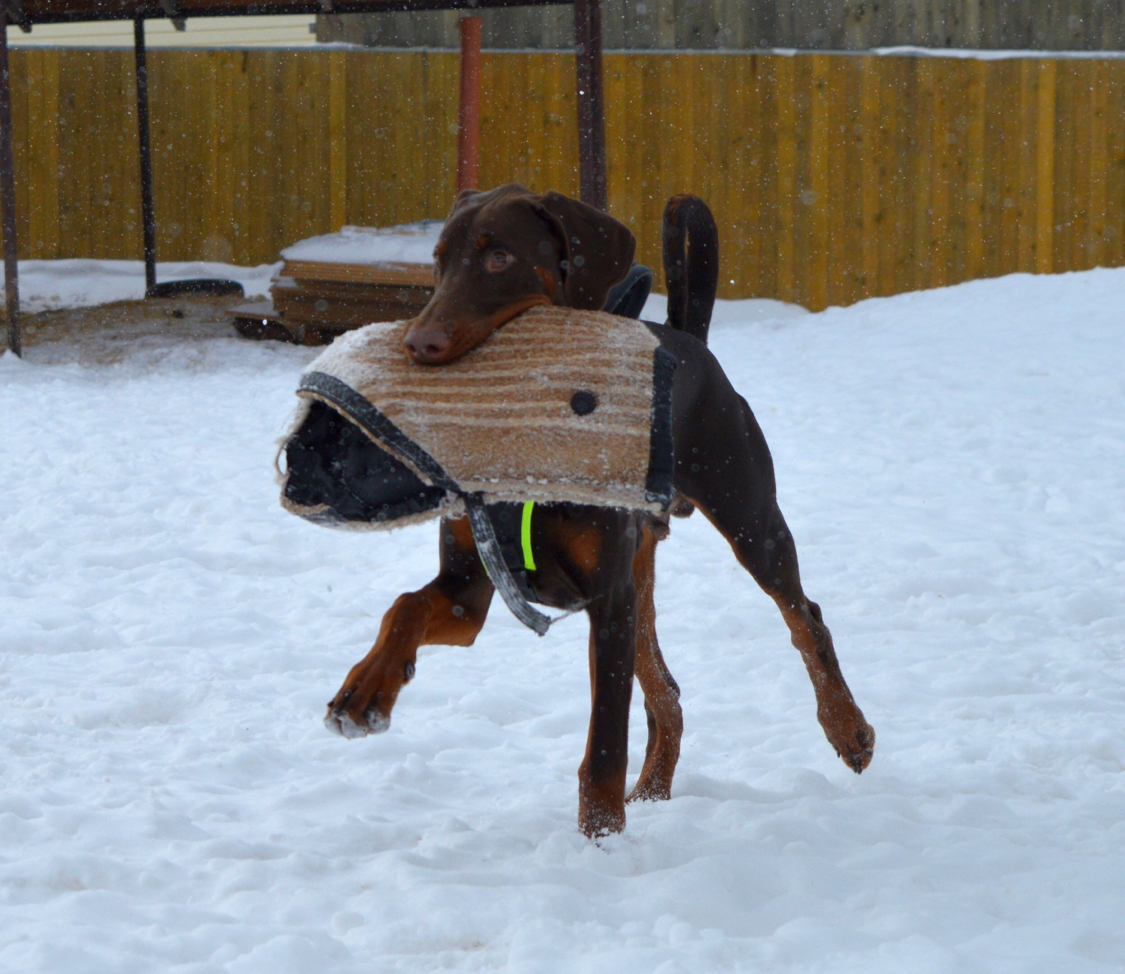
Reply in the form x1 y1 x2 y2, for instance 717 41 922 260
321 0 1125 52
7 48 1125 310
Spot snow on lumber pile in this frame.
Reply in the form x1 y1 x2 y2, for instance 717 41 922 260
233 223 440 345
279 306 677 530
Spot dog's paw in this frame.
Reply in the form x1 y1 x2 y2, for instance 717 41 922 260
626 781 672 803
324 691 391 738
838 722 875 774
579 807 626 839
324 709 390 738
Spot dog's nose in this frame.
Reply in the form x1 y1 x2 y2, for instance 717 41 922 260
403 322 451 364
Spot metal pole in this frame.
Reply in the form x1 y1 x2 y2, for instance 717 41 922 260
457 16 482 192
0 4 21 356
134 17 157 298
573 0 606 211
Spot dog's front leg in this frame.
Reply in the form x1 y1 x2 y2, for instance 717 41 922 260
577 575 639 838
325 517 493 738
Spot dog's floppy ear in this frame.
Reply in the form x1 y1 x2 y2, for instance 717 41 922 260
535 191 636 310
447 188 483 218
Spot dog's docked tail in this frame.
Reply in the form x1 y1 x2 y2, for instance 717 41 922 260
662 194 718 346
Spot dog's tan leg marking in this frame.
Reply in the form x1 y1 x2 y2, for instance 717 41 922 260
774 595 875 772
577 774 627 838
628 524 682 803
325 518 492 738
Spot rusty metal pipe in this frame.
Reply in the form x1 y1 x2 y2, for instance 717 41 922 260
457 16 482 193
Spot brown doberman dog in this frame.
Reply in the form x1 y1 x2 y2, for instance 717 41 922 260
324 185 874 837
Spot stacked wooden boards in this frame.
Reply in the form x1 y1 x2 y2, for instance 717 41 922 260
231 223 440 345
268 259 434 342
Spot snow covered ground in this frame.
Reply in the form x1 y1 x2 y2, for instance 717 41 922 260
7 259 278 314
2 265 1123 973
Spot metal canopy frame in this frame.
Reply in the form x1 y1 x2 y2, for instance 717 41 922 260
0 0 606 356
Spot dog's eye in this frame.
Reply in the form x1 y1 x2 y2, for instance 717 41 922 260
486 250 513 271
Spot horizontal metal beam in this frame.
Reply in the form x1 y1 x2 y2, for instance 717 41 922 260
8 0 572 26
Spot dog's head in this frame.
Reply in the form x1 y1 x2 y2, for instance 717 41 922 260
403 184 635 364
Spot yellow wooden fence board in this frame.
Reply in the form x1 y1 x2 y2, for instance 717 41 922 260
25 49 60 258
724 54 756 299
206 51 229 262
329 50 347 232
831 57 861 304
756 56 779 300
479 53 509 193
966 59 987 280
944 60 970 286
929 56 951 288
775 54 796 304
9 49 30 256
523 51 548 194
538 52 576 200
1088 60 1108 270
807 54 830 312
1068 61 1093 270
53 53 88 259
791 56 814 309
859 56 881 300
897 60 922 295
1016 59 1037 272
1036 60 1057 275
604 53 639 241
913 58 935 290
999 60 1023 277
1103 62 1125 269
628 53 664 280
878 57 901 297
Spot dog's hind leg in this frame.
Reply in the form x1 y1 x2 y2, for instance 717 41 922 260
628 521 683 803
739 502 874 773
679 393 875 774
325 516 493 738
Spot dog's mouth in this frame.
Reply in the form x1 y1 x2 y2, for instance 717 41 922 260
403 295 552 365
